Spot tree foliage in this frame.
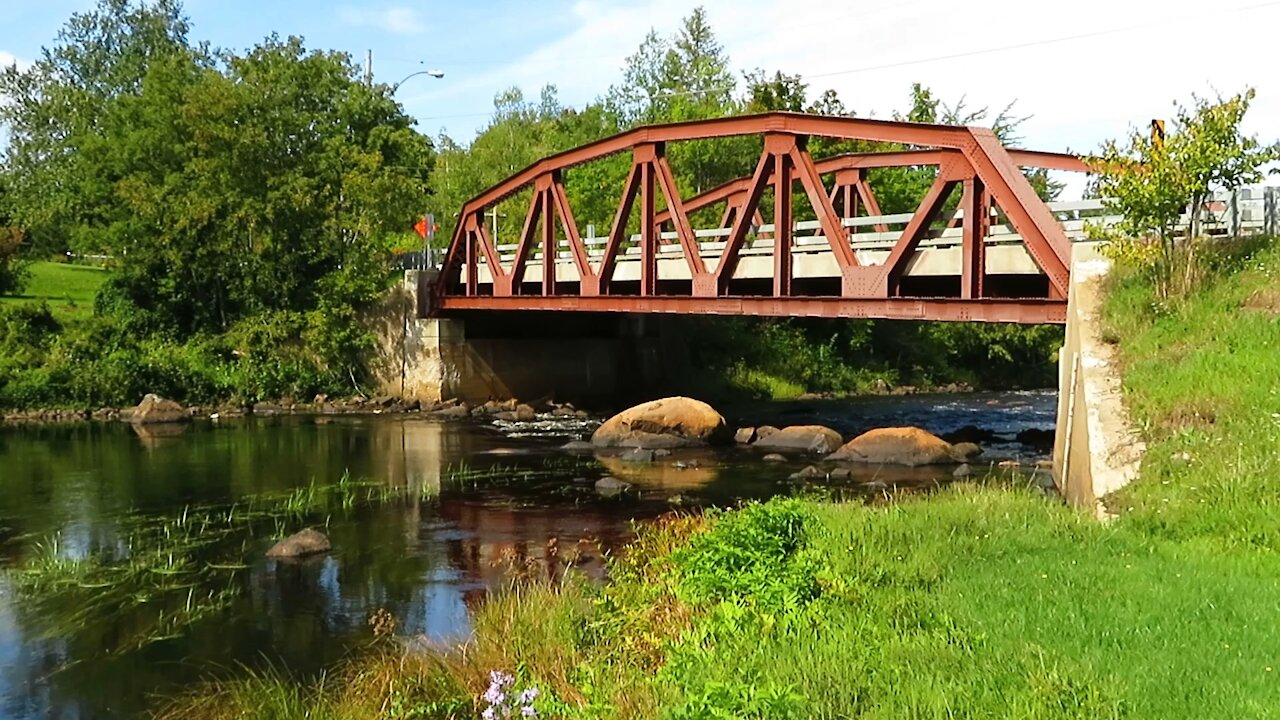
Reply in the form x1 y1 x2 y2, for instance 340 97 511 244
0 0 433 404
1092 89 1280 298
0 227 26 296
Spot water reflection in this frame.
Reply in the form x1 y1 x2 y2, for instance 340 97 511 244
0 390 1056 719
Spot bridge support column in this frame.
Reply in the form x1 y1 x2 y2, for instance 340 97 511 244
1052 244 1144 518
370 273 685 407
367 270 466 403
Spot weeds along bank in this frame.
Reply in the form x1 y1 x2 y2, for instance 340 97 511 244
0 262 1062 412
160 236 1280 719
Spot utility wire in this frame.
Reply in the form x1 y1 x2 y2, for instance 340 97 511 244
807 0 1280 80
410 0 1280 125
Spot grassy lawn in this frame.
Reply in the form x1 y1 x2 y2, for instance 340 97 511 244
161 238 1280 719
0 260 109 322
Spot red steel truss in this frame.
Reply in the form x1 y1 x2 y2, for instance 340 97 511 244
430 112 1091 324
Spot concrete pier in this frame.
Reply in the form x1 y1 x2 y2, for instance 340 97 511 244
369 271 683 406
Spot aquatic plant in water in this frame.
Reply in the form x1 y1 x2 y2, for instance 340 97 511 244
5 459 594 662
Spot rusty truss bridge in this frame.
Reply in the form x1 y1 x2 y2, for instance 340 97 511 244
430 112 1093 324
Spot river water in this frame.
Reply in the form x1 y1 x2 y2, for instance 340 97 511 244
0 390 1056 719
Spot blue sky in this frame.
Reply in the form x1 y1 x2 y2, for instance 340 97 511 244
3 0 1280 198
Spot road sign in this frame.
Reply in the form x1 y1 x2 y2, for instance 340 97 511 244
1151 119 1166 149
414 215 438 240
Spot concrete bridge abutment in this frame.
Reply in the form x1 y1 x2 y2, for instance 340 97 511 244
1051 245 1145 519
370 271 684 407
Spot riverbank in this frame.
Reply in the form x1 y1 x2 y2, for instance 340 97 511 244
0 391 1056 718
161 237 1280 718
1 262 1061 415
0 382 986 428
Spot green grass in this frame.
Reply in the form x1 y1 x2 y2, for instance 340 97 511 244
0 260 109 322
1101 239 1280 550
160 237 1280 719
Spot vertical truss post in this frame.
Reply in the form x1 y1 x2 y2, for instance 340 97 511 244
538 177 556 296
464 221 478 296
639 155 657 296
961 177 990 300
773 151 793 297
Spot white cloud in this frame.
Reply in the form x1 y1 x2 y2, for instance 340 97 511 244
402 0 1280 198
0 50 30 70
337 6 426 35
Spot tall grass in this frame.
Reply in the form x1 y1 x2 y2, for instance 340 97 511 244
159 237 1280 719
9 460 588 658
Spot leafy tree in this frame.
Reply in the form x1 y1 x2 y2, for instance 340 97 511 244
1092 88 1280 298
0 0 433 400
0 0 196 255
743 69 807 113
606 7 735 127
0 227 26 295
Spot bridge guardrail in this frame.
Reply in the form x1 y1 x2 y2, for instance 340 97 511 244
474 186 1277 267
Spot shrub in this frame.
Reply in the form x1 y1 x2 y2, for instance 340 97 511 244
0 227 27 296
673 499 820 609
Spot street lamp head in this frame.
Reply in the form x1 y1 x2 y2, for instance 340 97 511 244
390 69 446 94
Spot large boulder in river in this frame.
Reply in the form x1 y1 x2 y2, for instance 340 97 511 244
130 393 189 425
826 427 961 466
266 528 331 559
752 425 843 454
591 397 728 449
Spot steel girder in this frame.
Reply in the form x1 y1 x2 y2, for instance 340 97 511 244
433 111 1090 323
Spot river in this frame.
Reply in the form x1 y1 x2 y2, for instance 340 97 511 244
0 390 1056 719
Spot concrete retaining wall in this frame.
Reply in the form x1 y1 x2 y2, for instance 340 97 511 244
1052 245 1145 519
368 272 680 406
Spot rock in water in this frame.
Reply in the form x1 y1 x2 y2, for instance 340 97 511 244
752 425 843 454
734 427 756 444
949 442 983 461
591 397 728 449
266 528 331 558
620 448 656 463
431 404 470 419
594 477 633 496
941 425 997 444
761 453 787 463
560 440 594 452
1016 428 1055 450
130 394 189 425
755 425 780 441
826 427 960 466
788 465 824 481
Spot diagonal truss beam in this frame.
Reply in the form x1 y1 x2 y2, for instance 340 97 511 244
651 147 709 279
882 159 966 294
713 150 775 291
596 162 642 293
550 171 593 282
431 112 1086 320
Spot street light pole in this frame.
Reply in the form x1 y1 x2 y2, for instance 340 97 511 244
391 68 445 94
378 61 445 269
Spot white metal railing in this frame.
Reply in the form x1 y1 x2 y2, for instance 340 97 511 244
484 186 1280 266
